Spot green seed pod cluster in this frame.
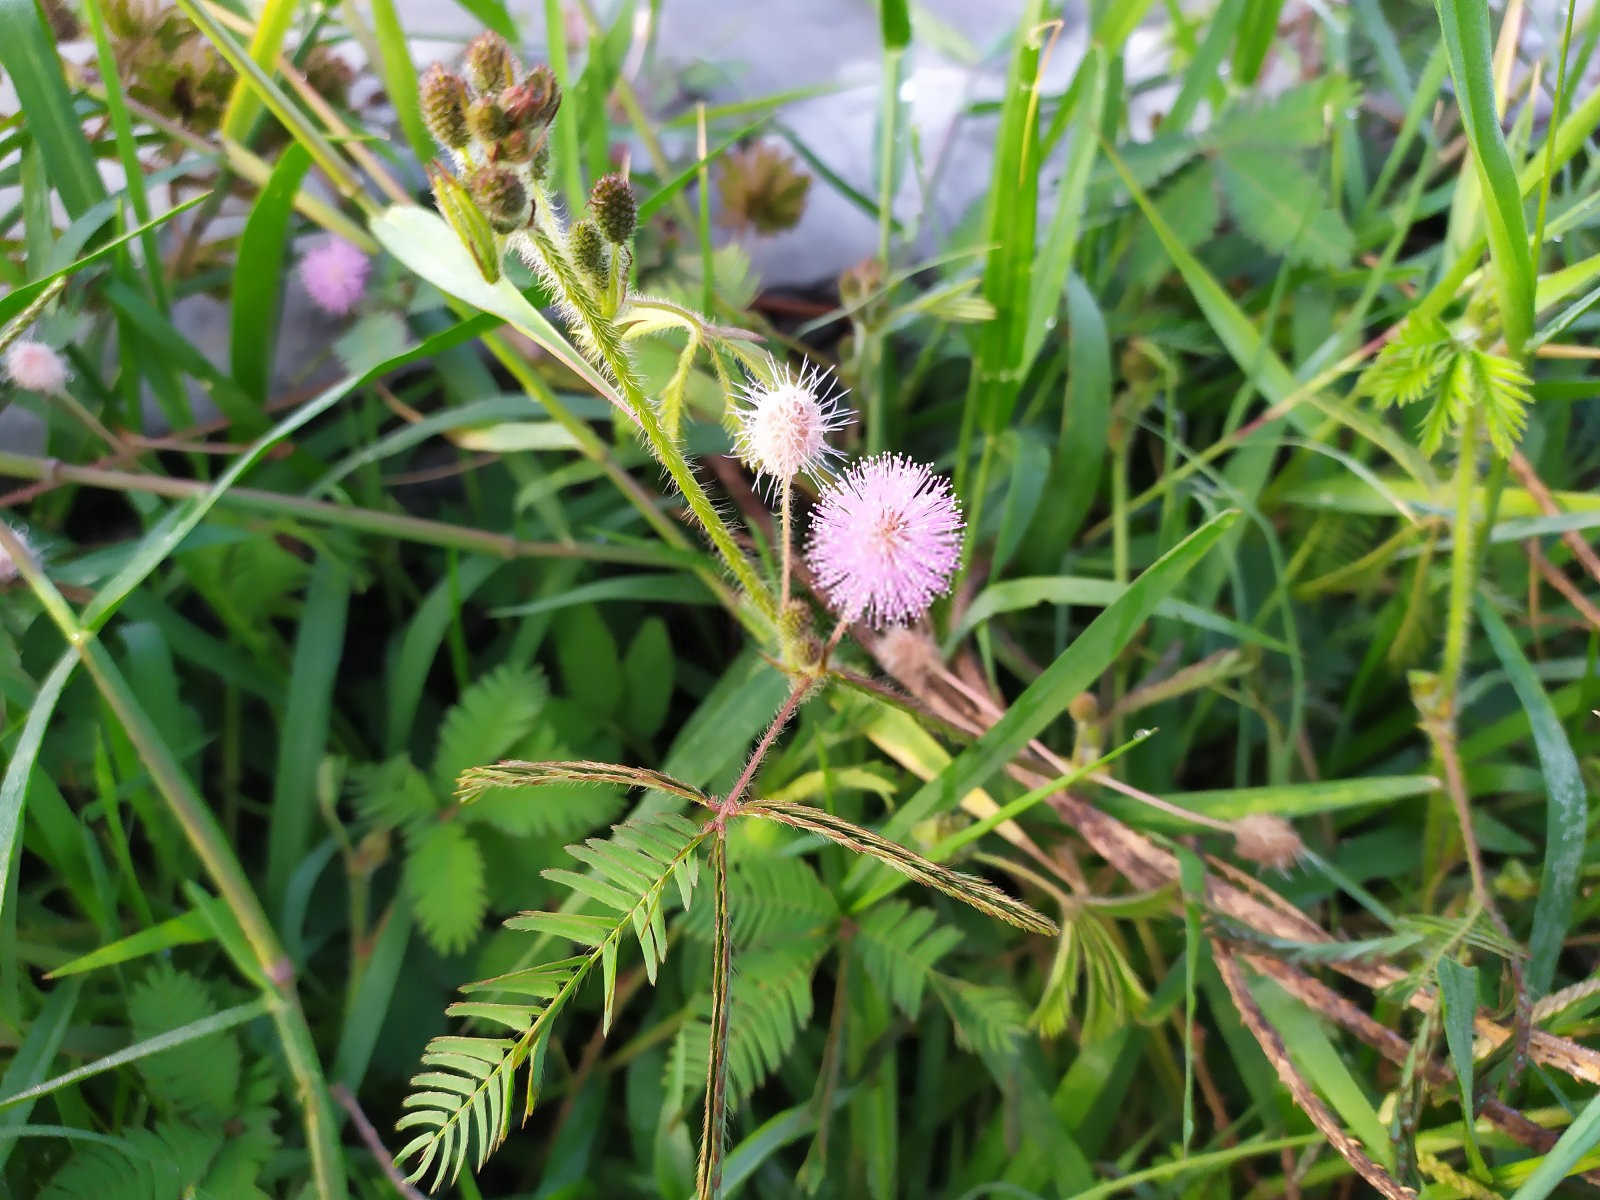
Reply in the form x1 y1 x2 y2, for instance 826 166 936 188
419 32 569 276
588 173 637 245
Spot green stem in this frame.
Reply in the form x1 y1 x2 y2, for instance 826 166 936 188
779 483 793 613
1438 407 1481 710
0 449 675 569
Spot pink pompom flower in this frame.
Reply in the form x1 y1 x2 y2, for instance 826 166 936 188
297 237 370 316
806 453 964 628
732 359 850 493
3 340 69 394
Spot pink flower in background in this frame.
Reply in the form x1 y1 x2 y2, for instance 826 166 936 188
297 237 370 316
733 359 850 493
806 453 963 628
3 340 69 394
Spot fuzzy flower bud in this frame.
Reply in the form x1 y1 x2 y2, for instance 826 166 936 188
530 141 551 182
464 31 516 94
470 166 531 233
3 340 70 394
588 173 636 244
806 454 963 628
466 96 512 145
733 359 849 492
568 219 608 288
420 64 471 149
297 237 370 316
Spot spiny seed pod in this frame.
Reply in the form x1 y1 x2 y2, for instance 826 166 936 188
464 31 516 94
488 129 536 164
470 165 531 233
466 96 512 145
588 173 636 244
569 219 608 287
420 64 471 150
503 65 560 130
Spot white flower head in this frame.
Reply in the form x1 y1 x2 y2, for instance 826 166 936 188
3 340 69 394
0 525 35 586
732 358 851 494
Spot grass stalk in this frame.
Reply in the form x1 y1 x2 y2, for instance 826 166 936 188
0 524 347 1199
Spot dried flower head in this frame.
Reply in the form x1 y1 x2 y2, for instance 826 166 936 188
588 173 636 244
297 237 370 317
4 340 69 394
806 454 964 628
303 46 354 109
875 626 941 692
733 360 850 491
1232 814 1305 873
717 141 811 235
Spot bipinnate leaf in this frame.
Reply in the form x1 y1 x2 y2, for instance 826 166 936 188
398 813 707 1190
1217 145 1353 268
405 820 488 955
432 664 549 793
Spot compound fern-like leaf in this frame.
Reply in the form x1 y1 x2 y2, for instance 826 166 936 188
397 811 707 1190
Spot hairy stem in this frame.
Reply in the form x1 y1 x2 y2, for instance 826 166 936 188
722 683 811 814
523 213 774 616
696 835 732 1199
1438 406 1481 711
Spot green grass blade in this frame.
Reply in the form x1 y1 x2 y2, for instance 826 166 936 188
217 0 299 140
370 0 436 164
1435 0 1534 353
266 557 352 912
0 652 75 924
0 999 269 1113
1508 1089 1600 1199
78 311 484 634
0 0 106 218
1436 957 1490 1176
1477 596 1585 997
231 143 312 419
1023 47 1106 371
860 508 1240 861
0 979 81 1170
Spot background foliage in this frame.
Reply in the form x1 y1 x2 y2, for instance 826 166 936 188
1 0 1599 1197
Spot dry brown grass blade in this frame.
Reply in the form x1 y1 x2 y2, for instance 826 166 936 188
1528 538 1600 631
1509 449 1600 589
1212 942 1419 1200
1241 950 1600 1184
866 647 1600 1090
